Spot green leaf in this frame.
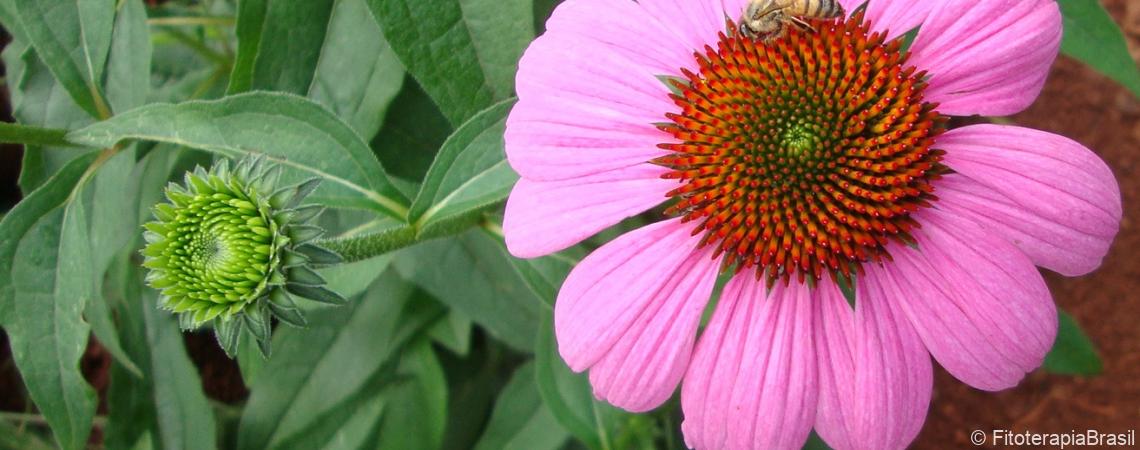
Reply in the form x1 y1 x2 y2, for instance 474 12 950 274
66 92 411 219
10 0 114 118
369 74 453 193
82 147 144 377
142 291 220 450
534 314 628 450
802 432 834 450
473 361 570 450
1043 310 1103 375
0 122 76 147
309 0 405 142
0 419 55 450
394 229 545 352
8 44 97 193
426 310 473 356
366 0 533 125
483 215 581 308
8 203 96 448
374 340 448 450
0 153 98 450
103 258 218 450
227 0 267 94
410 99 518 240
227 0 336 95
236 270 443 450
105 0 152 113
1058 0 1140 99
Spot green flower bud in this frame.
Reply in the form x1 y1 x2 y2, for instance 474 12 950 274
142 155 345 357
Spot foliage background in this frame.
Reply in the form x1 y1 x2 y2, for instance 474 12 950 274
0 0 1135 449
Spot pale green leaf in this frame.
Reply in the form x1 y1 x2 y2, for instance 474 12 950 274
2 155 99 450
410 99 517 240
103 256 218 450
66 92 411 219
534 315 628 450
105 0 152 113
10 45 96 193
11 0 114 118
394 229 544 352
236 271 443 450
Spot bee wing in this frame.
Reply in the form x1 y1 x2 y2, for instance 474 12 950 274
788 15 817 32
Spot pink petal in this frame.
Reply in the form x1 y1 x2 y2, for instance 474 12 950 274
939 125 1122 250
636 0 748 58
681 277 817 450
861 0 936 42
508 3 677 181
935 175 1115 277
907 0 1061 116
813 272 932 450
554 219 719 412
884 208 1057 391
503 164 674 258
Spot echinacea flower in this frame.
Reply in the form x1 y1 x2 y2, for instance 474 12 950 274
502 0 1122 449
142 156 345 357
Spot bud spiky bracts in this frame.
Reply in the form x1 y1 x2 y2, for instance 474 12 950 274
141 155 346 358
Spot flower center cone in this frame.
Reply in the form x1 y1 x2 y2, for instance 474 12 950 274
655 12 948 285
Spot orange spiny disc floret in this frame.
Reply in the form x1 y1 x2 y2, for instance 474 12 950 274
654 12 947 285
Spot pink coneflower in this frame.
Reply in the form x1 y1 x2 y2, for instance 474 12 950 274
503 0 1122 449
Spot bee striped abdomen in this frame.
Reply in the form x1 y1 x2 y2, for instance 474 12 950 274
790 0 843 19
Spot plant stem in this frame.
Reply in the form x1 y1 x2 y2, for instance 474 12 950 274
313 225 418 263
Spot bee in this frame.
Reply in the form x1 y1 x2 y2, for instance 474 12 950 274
738 0 845 43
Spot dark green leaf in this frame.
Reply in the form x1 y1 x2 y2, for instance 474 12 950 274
0 122 76 147
0 153 97 450
285 283 347 305
394 229 545 352
1058 0 1140 98
374 340 448 450
227 0 335 95
227 0 267 94
426 310 473 356
473 361 569 450
534 315 628 450
309 0 405 141
9 0 114 119
409 99 517 240
66 92 411 219
366 0 533 125
236 271 443 450
369 73 453 195
0 419 55 450
802 432 834 450
1043 310 1103 375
